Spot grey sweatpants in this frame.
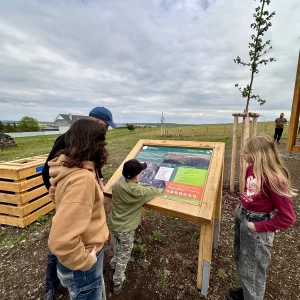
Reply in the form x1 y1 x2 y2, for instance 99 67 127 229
110 230 135 286
234 205 275 300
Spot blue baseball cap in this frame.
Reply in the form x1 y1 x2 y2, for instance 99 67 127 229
89 107 117 128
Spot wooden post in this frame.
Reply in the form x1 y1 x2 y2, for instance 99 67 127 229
230 116 239 192
252 116 258 137
214 160 223 250
192 128 195 137
198 222 214 296
224 125 227 135
287 51 300 153
239 114 250 192
177 128 182 137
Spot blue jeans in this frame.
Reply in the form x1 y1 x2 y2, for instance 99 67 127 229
57 249 106 300
45 251 60 292
234 205 274 300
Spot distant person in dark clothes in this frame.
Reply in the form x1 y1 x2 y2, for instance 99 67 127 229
273 112 287 144
43 107 117 300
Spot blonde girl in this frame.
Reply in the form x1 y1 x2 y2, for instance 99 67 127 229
226 134 296 300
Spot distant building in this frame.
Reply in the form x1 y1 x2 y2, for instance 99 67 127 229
51 114 88 134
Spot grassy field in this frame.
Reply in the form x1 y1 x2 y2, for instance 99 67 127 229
0 121 288 165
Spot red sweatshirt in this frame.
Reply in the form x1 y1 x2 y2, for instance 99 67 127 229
241 164 295 233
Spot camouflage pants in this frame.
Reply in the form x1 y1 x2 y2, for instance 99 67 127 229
110 230 135 286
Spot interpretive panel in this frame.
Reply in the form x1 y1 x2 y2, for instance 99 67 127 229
133 146 212 205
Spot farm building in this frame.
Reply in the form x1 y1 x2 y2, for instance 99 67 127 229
51 114 88 134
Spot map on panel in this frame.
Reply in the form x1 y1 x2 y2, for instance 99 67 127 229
131 145 212 205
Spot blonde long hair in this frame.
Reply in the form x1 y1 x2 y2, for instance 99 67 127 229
244 134 297 198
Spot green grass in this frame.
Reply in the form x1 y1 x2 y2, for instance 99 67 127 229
0 122 285 165
0 134 60 162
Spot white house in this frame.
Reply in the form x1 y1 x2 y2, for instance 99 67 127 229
51 114 88 134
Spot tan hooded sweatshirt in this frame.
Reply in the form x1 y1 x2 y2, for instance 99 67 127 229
48 154 109 271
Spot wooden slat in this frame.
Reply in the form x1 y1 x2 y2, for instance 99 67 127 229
0 169 19 180
0 185 48 205
0 214 25 227
0 195 51 217
198 143 225 223
0 203 22 216
0 163 45 180
30 154 48 160
142 139 219 148
23 202 55 227
0 202 54 228
144 197 200 222
0 176 43 192
22 194 51 216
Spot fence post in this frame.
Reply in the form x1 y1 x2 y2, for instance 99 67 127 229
252 117 258 137
230 116 239 192
192 128 195 137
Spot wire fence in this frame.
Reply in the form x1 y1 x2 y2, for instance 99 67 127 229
131 122 290 140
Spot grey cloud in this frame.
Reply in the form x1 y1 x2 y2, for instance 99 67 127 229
0 0 299 124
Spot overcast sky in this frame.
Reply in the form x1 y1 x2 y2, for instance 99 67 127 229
0 0 299 124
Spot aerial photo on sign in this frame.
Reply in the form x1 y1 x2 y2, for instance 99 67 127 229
134 145 212 205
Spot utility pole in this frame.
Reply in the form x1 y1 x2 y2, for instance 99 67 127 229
160 112 165 136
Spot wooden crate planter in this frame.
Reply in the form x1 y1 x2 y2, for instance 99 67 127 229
0 158 54 228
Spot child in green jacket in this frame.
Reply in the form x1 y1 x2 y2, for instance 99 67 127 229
109 159 158 294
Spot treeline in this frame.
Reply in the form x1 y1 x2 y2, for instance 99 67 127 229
0 116 40 133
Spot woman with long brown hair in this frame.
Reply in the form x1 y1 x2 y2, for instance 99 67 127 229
48 119 109 300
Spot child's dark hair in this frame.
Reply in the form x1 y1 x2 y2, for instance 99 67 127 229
57 119 107 170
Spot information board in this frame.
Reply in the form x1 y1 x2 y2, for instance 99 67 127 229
104 139 225 295
133 145 212 205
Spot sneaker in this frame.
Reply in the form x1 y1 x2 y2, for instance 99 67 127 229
113 282 124 295
113 278 126 295
225 287 244 300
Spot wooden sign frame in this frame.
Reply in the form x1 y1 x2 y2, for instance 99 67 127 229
286 51 300 153
104 139 225 296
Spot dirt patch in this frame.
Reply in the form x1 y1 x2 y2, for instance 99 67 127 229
0 140 299 300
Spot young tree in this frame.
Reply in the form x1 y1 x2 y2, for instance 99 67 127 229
231 0 276 193
18 116 40 132
234 0 276 112
0 121 4 132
